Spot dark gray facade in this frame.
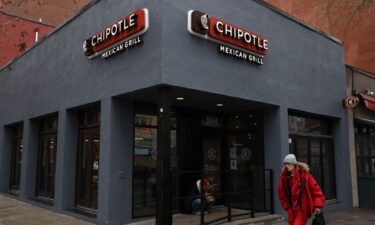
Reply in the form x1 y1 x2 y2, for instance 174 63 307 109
0 0 351 224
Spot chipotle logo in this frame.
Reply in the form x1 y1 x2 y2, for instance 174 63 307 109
83 8 149 59
188 10 268 62
343 96 360 110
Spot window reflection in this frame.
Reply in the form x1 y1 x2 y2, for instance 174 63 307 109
355 122 375 177
289 114 336 200
133 113 158 217
76 108 100 210
10 124 23 191
289 115 331 135
227 112 265 210
133 112 177 218
37 117 58 200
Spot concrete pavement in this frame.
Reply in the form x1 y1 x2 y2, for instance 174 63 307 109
271 207 375 225
1 193 375 225
0 194 93 225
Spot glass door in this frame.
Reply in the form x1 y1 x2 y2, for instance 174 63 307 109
10 135 23 191
203 137 221 198
76 127 100 209
227 112 264 210
36 134 57 199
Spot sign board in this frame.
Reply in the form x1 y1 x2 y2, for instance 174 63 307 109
83 8 149 59
230 147 237 159
230 159 237 170
188 10 268 65
201 114 222 128
343 96 360 109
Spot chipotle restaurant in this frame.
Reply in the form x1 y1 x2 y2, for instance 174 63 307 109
0 0 352 225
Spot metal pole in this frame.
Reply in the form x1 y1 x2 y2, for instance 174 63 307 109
156 87 172 225
250 170 254 218
270 169 274 214
200 173 204 225
227 171 232 222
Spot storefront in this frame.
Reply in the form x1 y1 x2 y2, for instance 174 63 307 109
0 0 352 225
345 66 375 209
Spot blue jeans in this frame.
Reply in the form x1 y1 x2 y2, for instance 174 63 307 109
192 198 215 213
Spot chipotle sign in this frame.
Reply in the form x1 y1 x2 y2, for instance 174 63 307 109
188 10 268 64
83 8 149 59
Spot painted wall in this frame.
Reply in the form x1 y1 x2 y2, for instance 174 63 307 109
161 0 346 118
0 0 162 124
160 1 351 214
0 0 352 224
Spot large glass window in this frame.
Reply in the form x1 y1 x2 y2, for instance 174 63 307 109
289 114 336 200
10 124 23 191
355 122 375 177
76 108 100 210
36 117 58 200
228 112 263 170
132 104 177 218
133 114 158 217
227 112 265 210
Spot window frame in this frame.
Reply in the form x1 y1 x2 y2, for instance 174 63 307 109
132 103 178 218
354 121 375 177
75 107 100 211
288 114 337 200
36 117 58 201
9 124 23 192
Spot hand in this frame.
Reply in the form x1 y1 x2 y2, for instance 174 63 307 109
315 208 321 214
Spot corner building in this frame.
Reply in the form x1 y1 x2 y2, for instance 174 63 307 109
0 0 352 224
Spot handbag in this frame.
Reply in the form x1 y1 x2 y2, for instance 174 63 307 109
312 212 326 225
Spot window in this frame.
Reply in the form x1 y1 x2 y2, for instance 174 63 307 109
132 104 177 218
228 112 265 210
355 122 375 177
76 107 100 210
228 112 264 170
133 113 158 217
36 117 58 200
289 114 336 200
10 124 23 191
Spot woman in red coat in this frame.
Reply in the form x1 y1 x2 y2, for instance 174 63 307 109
278 154 325 225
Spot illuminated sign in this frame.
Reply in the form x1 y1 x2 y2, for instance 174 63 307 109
343 96 360 109
188 10 268 65
83 8 149 59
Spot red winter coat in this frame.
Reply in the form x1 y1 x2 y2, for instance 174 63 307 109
278 163 325 218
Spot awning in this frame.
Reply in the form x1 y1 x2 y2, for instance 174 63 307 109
358 92 375 111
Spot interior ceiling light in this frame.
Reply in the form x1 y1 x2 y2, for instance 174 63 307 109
176 97 184 101
216 103 224 107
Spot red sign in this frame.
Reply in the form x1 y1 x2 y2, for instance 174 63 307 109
358 92 375 111
343 96 359 109
208 17 268 55
83 8 149 58
188 10 268 56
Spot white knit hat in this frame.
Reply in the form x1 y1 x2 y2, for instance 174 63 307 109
283 154 298 165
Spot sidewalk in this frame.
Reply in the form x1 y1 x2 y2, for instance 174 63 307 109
0 194 93 225
272 207 375 225
1 193 375 225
